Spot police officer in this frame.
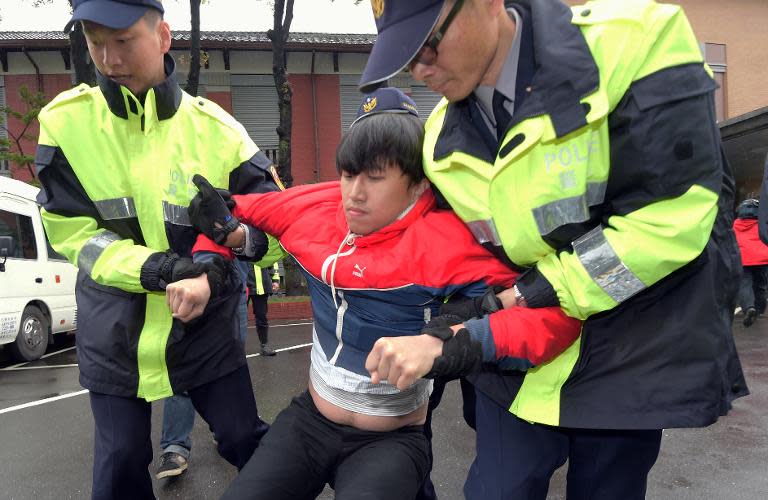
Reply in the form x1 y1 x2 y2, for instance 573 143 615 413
247 262 281 356
36 1 278 498
362 1 748 499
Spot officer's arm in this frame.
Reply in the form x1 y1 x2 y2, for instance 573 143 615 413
518 64 724 320
36 144 168 293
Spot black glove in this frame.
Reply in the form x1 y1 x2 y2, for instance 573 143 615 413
423 320 483 379
140 251 230 297
188 174 240 245
439 286 504 321
201 254 228 298
140 251 209 291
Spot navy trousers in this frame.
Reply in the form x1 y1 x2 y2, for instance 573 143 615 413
89 364 268 500
465 390 662 500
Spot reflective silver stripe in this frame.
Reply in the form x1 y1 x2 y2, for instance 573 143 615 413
586 181 607 207
531 183 608 236
467 220 502 246
94 197 137 220
573 226 646 303
77 231 121 274
162 201 191 226
532 195 588 236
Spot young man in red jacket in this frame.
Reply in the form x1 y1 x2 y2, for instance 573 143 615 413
181 88 581 500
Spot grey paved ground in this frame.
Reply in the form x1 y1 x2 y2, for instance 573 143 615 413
0 314 766 500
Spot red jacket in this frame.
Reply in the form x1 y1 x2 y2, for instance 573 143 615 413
734 219 768 266
196 182 581 368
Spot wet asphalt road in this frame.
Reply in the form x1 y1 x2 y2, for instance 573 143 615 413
0 315 766 500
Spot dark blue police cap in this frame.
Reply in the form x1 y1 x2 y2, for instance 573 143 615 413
359 0 444 93
64 0 165 33
351 87 419 128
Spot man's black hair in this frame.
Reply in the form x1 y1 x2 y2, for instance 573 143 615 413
336 113 425 185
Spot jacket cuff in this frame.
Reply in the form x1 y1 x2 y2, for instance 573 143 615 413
140 252 167 291
464 317 496 362
515 266 559 308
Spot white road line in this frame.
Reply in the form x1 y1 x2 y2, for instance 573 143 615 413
4 346 78 370
0 341 314 415
0 390 89 415
245 342 312 359
1 322 314 371
1 363 79 371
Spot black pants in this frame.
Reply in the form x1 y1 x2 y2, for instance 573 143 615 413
417 376 476 500
738 264 768 313
464 390 662 500
89 365 269 500
247 292 269 344
222 390 430 500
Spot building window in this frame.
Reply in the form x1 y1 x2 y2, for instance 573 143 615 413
703 42 727 122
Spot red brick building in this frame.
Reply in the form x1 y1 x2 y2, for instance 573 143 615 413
2 1 767 187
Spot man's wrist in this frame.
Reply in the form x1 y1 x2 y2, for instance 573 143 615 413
230 224 248 253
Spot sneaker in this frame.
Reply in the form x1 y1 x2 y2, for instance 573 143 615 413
155 451 188 479
743 307 758 328
260 344 277 356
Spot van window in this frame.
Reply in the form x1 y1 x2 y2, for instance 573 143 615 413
0 209 38 259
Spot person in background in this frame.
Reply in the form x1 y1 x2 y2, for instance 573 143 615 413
247 261 281 356
733 198 768 327
359 1 748 498
35 1 278 497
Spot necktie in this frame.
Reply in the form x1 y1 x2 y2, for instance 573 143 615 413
492 90 512 142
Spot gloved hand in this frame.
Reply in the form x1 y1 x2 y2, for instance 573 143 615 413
188 174 240 245
141 251 208 291
422 317 483 379
140 251 228 297
439 286 504 321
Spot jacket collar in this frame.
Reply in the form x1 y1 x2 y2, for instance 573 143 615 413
97 54 182 121
334 187 437 247
434 0 600 162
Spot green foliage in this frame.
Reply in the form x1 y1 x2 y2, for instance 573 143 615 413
0 85 48 179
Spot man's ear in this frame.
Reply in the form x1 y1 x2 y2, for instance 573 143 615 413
158 20 172 54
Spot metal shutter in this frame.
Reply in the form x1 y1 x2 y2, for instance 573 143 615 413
231 75 280 148
339 75 363 133
410 84 443 121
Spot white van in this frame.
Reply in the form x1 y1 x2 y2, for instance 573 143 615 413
0 176 77 361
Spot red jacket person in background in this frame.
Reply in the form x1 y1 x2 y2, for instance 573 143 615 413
733 199 768 327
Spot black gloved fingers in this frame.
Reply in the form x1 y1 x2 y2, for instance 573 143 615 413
201 255 229 298
167 256 209 283
424 328 483 379
438 287 504 321
215 188 236 210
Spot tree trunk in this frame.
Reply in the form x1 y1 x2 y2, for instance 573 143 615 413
268 0 295 188
185 0 202 96
69 22 96 86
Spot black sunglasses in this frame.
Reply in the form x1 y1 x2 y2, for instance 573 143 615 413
410 0 465 67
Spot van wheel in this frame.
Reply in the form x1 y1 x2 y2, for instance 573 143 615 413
9 306 49 362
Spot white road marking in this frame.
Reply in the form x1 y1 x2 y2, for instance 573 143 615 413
0 340 314 415
0 390 89 415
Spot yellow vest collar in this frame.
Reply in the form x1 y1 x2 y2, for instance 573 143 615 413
97 54 182 121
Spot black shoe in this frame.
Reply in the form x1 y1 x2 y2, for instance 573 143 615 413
155 451 188 479
743 307 758 328
260 344 277 356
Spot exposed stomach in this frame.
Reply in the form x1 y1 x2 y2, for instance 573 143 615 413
309 381 427 432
